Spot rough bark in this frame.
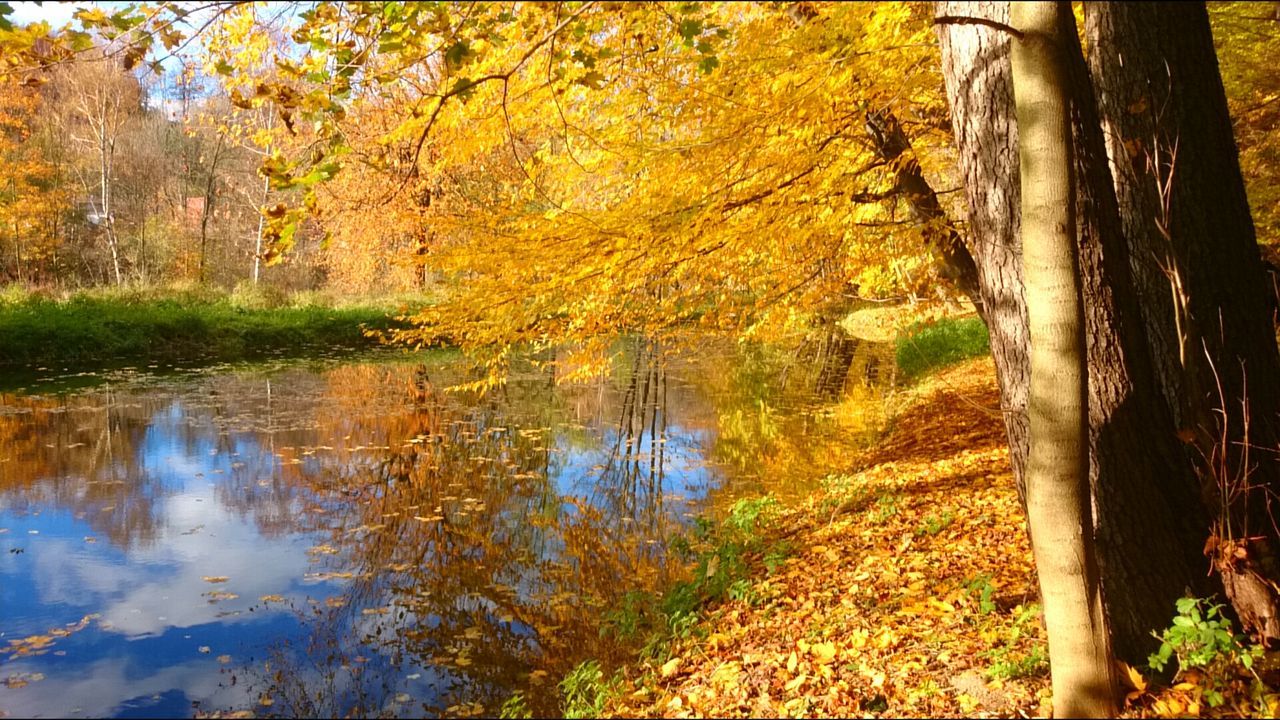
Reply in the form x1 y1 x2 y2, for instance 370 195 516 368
935 1 1030 489
1059 5 1214 663
936 0 1211 668
1011 4 1116 714
1087 1 1280 640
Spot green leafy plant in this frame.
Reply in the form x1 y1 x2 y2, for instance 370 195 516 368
987 643 1047 680
871 493 899 522
964 574 997 615
982 604 1048 680
915 511 955 537
559 660 618 719
498 692 532 719
1148 596 1262 707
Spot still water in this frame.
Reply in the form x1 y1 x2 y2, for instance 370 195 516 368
0 338 891 718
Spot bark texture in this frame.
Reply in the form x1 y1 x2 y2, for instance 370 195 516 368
1087 1 1280 640
936 0 1213 670
1059 4 1213 663
935 1 1030 489
1011 4 1116 714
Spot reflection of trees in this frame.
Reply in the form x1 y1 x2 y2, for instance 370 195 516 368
703 333 897 502
244 350 697 717
1 342 899 717
0 387 171 548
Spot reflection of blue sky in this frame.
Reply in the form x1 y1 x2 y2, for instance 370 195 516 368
1 398 343 718
0 358 729 718
551 423 717 522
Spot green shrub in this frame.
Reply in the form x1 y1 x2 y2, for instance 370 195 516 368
0 289 399 369
895 316 990 379
1149 596 1263 708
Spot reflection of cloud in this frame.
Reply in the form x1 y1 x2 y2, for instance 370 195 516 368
0 650 259 719
95 493 318 638
21 484 323 640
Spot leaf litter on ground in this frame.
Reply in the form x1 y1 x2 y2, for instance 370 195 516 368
603 357 1280 718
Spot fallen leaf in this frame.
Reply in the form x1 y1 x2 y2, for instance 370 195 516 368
661 657 683 679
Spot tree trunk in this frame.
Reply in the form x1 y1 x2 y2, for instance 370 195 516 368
936 0 1211 669
1058 4 1214 663
863 109 985 319
935 1 1031 489
1087 1 1280 641
1011 4 1117 714
200 133 225 285
254 173 268 284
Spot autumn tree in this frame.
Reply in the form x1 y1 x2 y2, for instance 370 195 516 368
0 76 67 283
51 55 144 285
7 3 1280 712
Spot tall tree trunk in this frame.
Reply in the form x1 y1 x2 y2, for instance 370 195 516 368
935 1 1031 488
199 133 225 285
1058 4 1214 663
253 173 268 284
1011 4 1116 714
936 0 1211 668
1087 1 1280 640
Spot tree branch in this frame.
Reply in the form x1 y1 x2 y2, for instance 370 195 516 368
934 15 1024 40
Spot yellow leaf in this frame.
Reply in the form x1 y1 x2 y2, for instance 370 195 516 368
810 642 837 665
1117 661 1147 693
784 674 807 692
660 657 682 679
710 662 741 689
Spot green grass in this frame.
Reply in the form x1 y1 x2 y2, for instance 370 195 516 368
894 315 991 379
0 285 420 368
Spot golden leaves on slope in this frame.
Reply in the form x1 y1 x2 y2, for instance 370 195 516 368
606 357 1048 718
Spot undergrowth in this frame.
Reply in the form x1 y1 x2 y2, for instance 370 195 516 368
894 315 990 379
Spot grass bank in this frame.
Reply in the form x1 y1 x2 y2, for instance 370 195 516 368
894 314 990 379
0 285 420 369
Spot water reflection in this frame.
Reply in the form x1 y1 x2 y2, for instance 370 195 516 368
0 338 892 718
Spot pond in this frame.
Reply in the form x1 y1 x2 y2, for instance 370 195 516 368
0 336 893 718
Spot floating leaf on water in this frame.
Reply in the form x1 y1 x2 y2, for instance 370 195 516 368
198 646 211 654
202 576 230 584
325 597 347 608
307 544 339 555
361 607 391 616
394 693 411 703
259 595 286 604
216 655 232 664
